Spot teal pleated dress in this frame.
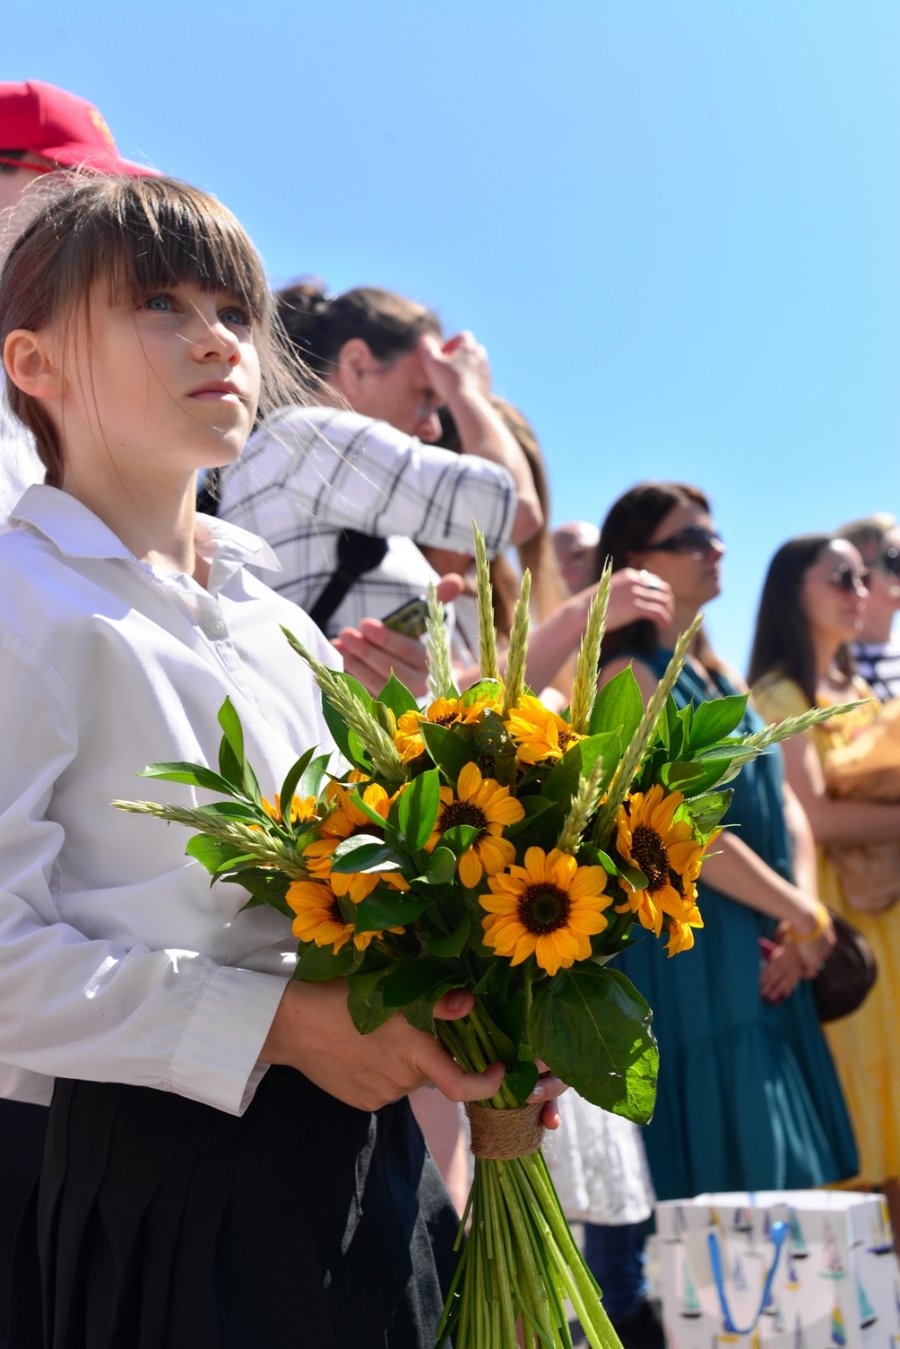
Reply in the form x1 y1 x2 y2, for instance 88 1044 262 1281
615 652 858 1201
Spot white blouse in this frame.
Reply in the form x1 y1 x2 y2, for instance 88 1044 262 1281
0 486 338 1115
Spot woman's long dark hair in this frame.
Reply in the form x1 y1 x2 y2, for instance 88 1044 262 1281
595 481 721 667
747 534 854 705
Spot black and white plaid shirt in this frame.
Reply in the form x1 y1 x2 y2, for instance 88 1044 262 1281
217 405 516 645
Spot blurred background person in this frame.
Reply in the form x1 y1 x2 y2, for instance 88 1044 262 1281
216 282 542 660
750 532 900 1235
552 519 600 595
835 513 900 700
589 483 856 1338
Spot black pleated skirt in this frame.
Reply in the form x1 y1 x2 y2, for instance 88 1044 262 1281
11 1069 459 1349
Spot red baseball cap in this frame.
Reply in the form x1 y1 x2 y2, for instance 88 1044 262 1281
0 80 158 176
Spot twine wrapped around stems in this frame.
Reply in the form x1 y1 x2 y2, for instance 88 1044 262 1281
466 1101 544 1160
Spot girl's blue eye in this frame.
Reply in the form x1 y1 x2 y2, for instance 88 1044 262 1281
142 294 174 311
221 304 251 327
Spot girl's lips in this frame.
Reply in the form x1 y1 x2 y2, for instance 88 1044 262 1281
189 381 243 400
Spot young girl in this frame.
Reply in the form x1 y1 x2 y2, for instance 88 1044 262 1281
0 175 523 1349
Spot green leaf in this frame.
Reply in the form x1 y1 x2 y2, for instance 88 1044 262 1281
439 824 479 857
688 694 748 749
190 800 266 822
505 1059 540 1103
322 698 370 772
420 721 477 782
231 868 292 915
615 858 649 890
330 835 404 874
278 748 316 821
419 847 457 886
354 890 431 933
662 756 736 795
678 789 732 841
298 752 332 800
531 964 658 1123
542 731 620 811
346 969 396 1034
402 998 437 1034
589 666 644 740
461 678 502 708
425 912 471 958
377 673 419 719
292 940 356 982
217 698 262 804
185 834 249 875
137 761 241 795
395 768 440 851
382 958 459 1009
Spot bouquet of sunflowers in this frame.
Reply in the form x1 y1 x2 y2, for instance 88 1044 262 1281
116 529 844 1349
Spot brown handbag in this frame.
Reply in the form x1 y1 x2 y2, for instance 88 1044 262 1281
811 909 878 1023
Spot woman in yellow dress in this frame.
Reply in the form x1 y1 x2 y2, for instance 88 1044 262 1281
750 531 900 1238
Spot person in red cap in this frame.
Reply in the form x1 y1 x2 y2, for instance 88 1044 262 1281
0 81 156 1349
0 80 158 519
0 79 156 208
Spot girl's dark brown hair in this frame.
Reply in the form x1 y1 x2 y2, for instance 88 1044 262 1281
595 481 721 667
275 282 441 380
747 533 854 705
0 175 307 487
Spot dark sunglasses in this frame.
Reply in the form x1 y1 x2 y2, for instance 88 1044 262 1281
825 565 870 594
875 545 900 579
643 526 723 558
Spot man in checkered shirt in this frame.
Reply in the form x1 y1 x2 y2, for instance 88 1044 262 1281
217 325 542 659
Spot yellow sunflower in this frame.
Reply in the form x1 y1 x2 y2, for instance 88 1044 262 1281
480 846 611 975
261 793 317 826
504 694 584 765
303 782 409 901
286 879 384 953
427 761 524 888
664 901 705 957
394 696 495 763
614 784 707 938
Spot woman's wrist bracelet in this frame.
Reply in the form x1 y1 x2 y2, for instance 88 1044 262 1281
784 900 830 945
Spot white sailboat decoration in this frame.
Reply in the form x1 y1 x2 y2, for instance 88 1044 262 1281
789 1209 809 1260
819 1220 847 1281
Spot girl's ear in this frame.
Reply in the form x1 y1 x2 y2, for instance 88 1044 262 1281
332 337 374 399
3 329 64 401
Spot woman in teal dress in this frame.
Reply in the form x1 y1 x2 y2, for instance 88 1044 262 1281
594 482 857 1199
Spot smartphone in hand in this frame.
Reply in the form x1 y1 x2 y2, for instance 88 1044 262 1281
381 596 430 638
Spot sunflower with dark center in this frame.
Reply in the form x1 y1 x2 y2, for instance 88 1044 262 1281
480 847 612 975
504 694 584 765
303 781 409 901
286 879 390 953
614 784 708 938
394 696 495 763
426 761 524 888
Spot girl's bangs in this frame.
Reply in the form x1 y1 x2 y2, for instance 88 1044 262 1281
96 181 270 321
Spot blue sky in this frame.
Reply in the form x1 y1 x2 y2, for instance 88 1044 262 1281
7 1 900 667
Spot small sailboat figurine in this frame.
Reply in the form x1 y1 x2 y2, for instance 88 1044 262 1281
784 1249 801 1291
732 1255 749 1292
868 1198 895 1256
829 1298 847 1348
681 1261 703 1319
856 1275 876 1329
789 1209 809 1260
820 1220 847 1281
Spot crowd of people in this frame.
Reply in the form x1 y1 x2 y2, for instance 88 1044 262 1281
0 78 897 1349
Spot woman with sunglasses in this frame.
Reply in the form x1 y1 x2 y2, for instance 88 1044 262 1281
582 485 856 1340
750 532 900 1238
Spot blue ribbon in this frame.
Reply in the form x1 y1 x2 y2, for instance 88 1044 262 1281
708 1219 787 1335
